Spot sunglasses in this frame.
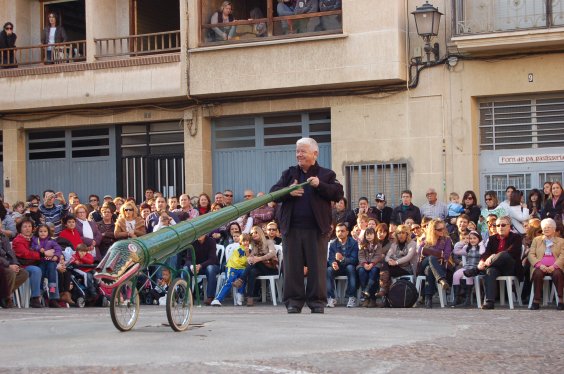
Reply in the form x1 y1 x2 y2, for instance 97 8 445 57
5 27 13 30
124 208 133 212
267 228 278 231
90 199 98 202
496 223 508 228
464 197 473 200
485 198 493 201
244 195 252 198
224 194 233 197
435 227 445 231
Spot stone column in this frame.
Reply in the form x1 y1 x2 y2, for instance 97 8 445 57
1 120 27 203
184 107 212 198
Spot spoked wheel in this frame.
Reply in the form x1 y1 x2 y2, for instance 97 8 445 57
110 279 140 332
166 278 193 332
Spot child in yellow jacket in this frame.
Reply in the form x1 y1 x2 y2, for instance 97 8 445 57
211 233 250 306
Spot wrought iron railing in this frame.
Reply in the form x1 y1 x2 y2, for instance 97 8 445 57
94 30 181 58
453 0 564 35
0 40 86 68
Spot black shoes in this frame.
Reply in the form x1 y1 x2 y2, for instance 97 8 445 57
287 306 301 314
481 301 494 310
530 302 540 310
557 303 564 311
30 296 43 308
425 297 432 309
311 307 324 314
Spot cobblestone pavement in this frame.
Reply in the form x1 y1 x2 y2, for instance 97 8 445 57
0 302 562 373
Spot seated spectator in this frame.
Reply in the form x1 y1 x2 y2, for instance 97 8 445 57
332 197 356 231
11 200 26 225
420 187 448 221
326 223 359 308
451 230 485 307
250 192 275 227
380 224 417 297
174 194 199 221
39 190 69 237
527 218 564 310
461 190 481 225
70 243 98 302
114 202 146 240
265 221 282 245
30 223 64 304
391 190 422 225
197 193 211 215
145 196 180 233
25 195 45 227
0 195 16 239
249 7 267 37
449 214 470 244
357 227 383 307
507 190 529 235
0 232 28 308
211 233 250 307
221 222 242 248
418 219 451 308
542 181 563 222
168 196 179 211
209 1 237 41
152 211 174 232
68 192 80 214
319 0 341 31
113 197 125 213
373 193 393 225
242 226 278 306
74 204 103 260
59 215 83 250
223 189 234 206
13 218 53 308
479 191 507 234
139 203 152 221
353 197 377 221
179 234 220 305
97 203 116 258
0 22 17 69
446 192 464 224
478 216 523 310
87 194 102 222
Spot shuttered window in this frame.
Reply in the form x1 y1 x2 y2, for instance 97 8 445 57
345 163 408 209
480 97 564 150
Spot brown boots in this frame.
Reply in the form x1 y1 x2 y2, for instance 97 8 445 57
60 291 75 306
376 270 390 297
246 297 254 307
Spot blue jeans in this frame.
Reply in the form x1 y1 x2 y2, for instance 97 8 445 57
215 267 245 301
358 267 380 294
26 265 43 298
420 256 446 297
277 3 295 33
184 264 220 299
38 261 59 299
326 264 357 298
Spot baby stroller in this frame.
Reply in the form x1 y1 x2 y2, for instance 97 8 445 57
137 266 169 305
67 262 106 307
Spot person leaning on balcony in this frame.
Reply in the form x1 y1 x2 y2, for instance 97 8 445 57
319 0 341 31
209 1 237 41
0 22 17 68
294 0 320 33
41 12 68 63
277 0 297 34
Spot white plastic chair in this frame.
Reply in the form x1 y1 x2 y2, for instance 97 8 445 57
216 243 240 305
17 278 31 308
197 244 225 301
528 275 559 308
415 275 448 308
256 245 284 306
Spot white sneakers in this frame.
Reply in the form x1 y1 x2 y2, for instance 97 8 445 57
326 297 336 308
211 299 222 306
235 293 244 306
346 297 357 308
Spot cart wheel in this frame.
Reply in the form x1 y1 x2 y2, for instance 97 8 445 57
110 279 140 332
76 297 86 308
166 278 193 332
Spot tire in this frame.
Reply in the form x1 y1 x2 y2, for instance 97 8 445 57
110 280 140 332
166 278 193 332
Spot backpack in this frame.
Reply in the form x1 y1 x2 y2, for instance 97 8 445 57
386 279 418 308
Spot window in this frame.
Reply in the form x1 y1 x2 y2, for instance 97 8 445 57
484 173 532 202
345 163 408 209
479 97 564 150
200 0 342 45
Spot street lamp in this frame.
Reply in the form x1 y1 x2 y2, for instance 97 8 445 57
412 1 443 63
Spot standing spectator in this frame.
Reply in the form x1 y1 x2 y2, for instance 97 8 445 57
418 219 452 308
295 0 320 33
373 193 393 225
223 189 234 206
277 0 296 34
498 186 516 213
25 195 45 227
542 181 563 223
68 192 80 214
179 235 220 305
0 233 28 308
209 1 237 41
326 223 358 308
168 196 179 210
87 194 102 222
197 193 211 215
270 137 343 314
420 187 448 220
479 191 507 234
250 192 275 227
527 189 543 220
507 190 530 235
74 204 103 260
173 194 199 221
143 188 155 205
114 202 146 240
543 182 553 202
446 192 464 224
478 216 523 309
39 190 69 237
11 201 26 225
353 197 377 221
213 192 224 206
113 197 124 213
145 196 180 233
0 22 17 68
391 190 422 225
41 12 68 63
332 197 356 231
96 203 116 258
319 0 341 31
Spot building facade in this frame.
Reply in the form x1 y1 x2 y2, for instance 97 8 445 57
1 0 563 208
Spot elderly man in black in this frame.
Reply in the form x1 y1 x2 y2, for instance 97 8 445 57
0 235 28 308
270 137 344 314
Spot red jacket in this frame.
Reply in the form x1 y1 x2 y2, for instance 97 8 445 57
12 234 40 265
71 252 94 272
59 228 83 250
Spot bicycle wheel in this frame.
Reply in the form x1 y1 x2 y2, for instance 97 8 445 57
110 279 140 332
166 278 193 332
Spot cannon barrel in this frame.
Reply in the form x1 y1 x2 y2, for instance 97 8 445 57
95 181 308 288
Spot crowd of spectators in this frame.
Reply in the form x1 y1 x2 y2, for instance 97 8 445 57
0 180 563 311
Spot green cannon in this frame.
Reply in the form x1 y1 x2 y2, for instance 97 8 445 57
95 182 307 332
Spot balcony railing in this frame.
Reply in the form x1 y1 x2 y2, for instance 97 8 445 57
454 0 564 36
0 41 86 68
94 30 181 59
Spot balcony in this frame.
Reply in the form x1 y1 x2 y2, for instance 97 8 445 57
0 41 86 69
95 31 181 59
451 0 564 54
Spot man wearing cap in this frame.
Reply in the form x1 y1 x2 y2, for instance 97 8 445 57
420 187 448 220
373 193 393 225
103 195 113 204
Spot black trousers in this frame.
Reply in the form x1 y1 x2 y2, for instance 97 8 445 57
282 228 328 310
484 252 515 303
244 262 277 298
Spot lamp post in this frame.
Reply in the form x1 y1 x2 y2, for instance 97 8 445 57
412 1 443 64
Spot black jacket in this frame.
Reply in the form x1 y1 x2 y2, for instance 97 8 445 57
542 195 564 221
0 235 19 268
391 204 422 225
481 231 524 279
41 26 68 45
270 162 343 236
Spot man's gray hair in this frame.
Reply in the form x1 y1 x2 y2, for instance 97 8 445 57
541 218 557 230
296 137 319 153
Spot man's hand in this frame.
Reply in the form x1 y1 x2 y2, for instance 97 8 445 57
289 180 304 197
307 176 319 188
335 252 344 262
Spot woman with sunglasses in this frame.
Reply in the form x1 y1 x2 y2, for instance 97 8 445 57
418 219 452 308
461 190 480 225
478 216 523 309
478 191 507 236
114 203 146 240
0 22 17 68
